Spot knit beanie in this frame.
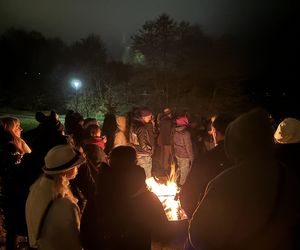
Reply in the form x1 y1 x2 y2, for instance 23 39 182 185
274 117 300 144
176 116 189 126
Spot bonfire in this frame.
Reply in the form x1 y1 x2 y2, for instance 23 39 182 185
146 163 188 221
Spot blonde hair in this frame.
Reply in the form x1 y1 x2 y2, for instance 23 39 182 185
51 171 78 204
1 117 26 154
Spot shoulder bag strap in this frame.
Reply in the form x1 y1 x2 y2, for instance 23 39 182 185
37 200 54 240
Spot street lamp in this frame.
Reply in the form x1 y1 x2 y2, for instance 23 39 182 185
70 78 82 111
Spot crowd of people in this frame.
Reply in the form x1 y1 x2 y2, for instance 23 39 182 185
0 106 299 250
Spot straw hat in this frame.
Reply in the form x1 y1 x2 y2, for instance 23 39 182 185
43 144 85 175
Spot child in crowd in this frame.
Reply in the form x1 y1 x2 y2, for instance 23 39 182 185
83 124 107 150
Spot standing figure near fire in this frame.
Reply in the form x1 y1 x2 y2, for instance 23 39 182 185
274 117 300 180
188 109 300 250
180 114 233 217
129 107 154 178
157 108 173 175
171 114 194 186
80 146 170 250
26 144 85 250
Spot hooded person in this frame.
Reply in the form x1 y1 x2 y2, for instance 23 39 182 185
274 118 300 144
80 146 175 250
26 144 85 250
274 117 300 181
188 109 300 250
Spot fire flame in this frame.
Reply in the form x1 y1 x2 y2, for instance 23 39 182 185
146 163 188 221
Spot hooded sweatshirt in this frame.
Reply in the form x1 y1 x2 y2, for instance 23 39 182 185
188 109 300 250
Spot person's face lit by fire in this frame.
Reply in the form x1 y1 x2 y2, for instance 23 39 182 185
142 115 152 123
12 121 23 138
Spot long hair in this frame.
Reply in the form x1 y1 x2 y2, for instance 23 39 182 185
51 170 78 204
0 117 25 154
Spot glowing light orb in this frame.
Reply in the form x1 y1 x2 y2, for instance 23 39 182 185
71 79 82 90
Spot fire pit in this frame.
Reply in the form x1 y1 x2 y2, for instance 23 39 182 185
146 177 188 221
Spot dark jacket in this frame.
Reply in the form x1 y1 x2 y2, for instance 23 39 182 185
180 140 232 217
188 109 300 250
275 143 300 180
158 115 173 146
80 164 170 250
171 126 194 162
70 162 96 210
129 120 153 156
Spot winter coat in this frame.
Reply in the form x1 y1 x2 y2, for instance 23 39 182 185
172 126 194 162
83 137 105 150
275 143 300 181
188 109 300 250
26 175 81 250
129 120 153 156
82 143 108 179
70 162 96 210
0 137 27 236
180 140 232 217
80 163 171 250
158 115 173 146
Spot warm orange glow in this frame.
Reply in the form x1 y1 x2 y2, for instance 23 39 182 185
146 163 187 221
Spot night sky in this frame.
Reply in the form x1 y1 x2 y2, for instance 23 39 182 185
0 0 293 57
0 0 297 100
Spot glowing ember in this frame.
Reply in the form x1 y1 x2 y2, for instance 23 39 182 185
146 177 188 221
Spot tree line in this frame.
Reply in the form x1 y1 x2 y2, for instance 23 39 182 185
0 14 255 117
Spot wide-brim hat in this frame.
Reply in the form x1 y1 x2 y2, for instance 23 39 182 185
43 144 86 175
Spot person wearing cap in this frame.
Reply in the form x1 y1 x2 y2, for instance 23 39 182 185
171 114 194 186
25 144 85 250
129 107 154 178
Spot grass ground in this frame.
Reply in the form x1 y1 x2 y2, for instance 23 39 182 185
0 108 66 132
0 107 104 132
0 108 37 132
